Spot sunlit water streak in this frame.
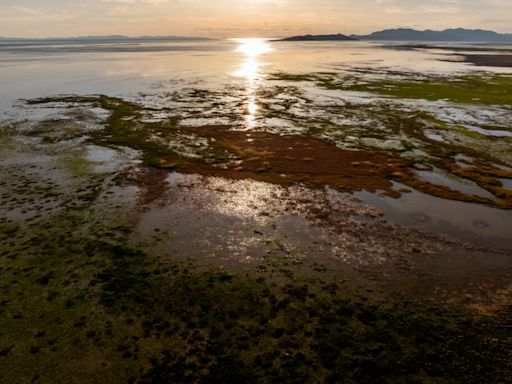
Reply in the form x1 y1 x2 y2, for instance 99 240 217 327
232 38 273 130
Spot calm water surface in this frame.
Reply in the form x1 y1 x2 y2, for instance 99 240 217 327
1 38 510 112
1 38 511 247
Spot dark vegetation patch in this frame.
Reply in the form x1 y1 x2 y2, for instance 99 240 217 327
1 182 510 383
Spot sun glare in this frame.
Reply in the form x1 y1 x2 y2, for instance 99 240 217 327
235 38 273 57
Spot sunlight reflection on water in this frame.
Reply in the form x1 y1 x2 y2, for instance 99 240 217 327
232 38 273 130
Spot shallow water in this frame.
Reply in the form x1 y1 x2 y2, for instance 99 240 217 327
357 183 512 250
416 169 496 200
1 38 511 113
1 38 511 248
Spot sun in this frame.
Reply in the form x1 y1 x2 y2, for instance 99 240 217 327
235 38 273 57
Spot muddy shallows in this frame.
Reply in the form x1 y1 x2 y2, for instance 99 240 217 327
1 70 511 383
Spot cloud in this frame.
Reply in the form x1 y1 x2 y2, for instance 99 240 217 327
0 5 72 23
0 0 510 37
98 0 167 4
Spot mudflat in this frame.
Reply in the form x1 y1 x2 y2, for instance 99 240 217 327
461 54 512 67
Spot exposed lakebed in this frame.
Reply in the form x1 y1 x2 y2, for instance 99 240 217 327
1 39 511 383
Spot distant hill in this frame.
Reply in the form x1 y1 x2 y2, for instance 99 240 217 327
353 28 512 42
276 34 357 42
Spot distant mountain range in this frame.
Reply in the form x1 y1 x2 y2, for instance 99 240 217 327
276 34 356 42
0 35 212 43
277 28 512 42
354 28 512 42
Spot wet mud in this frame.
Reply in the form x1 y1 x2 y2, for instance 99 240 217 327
459 54 512 68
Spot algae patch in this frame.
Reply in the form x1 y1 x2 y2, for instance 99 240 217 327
271 72 512 105
11 86 512 209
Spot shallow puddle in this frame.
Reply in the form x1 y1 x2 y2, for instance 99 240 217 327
416 169 496 200
464 125 512 137
357 182 512 250
499 178 512 190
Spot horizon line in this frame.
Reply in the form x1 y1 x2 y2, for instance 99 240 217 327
1 26 512 41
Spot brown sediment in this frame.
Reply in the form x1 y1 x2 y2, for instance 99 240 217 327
393 176 497 206
440 159 512 208
155 125 410 195
145 125 508 207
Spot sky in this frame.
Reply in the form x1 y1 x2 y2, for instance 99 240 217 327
0 0 511 38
